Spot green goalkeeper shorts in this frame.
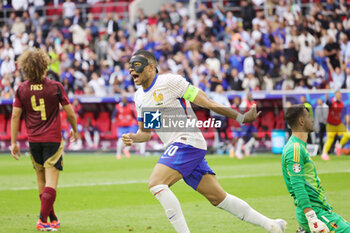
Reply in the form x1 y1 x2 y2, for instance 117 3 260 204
296 207 350 233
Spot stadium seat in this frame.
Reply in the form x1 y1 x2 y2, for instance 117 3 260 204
17 119 28 140
89 2 104 20
45 2 63 21
105 0 116 13
81 112 96 127
258 111 275 139
275 111 285 129
104 120 117 140
96 112 111 139
203 128 215 140
0 114 6 133
0 116 11 140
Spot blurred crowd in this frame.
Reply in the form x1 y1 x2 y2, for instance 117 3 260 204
1 0 350 99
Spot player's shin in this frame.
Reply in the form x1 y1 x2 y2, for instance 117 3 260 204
340 132 350 148
150 185 190 233
93 131 100 148
236 138 244 158
117 138 123 155
40 194 57 221
40 187 56 223
139 142 146 155
244 137 256 155
216 193 274 231
323 134 335 154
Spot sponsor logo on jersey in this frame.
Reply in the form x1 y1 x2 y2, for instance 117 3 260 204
293 163 301 173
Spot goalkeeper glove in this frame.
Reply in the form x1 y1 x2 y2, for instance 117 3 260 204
305 210 329 233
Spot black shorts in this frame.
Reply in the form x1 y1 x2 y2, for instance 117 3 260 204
29 141 63 171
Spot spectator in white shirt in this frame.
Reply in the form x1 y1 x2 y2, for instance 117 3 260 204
252 11 267 34
303 59 317 77
205 51 221 76
340 34 350 62
69 24 87 45
0 56 16 76
11 33 26 58
88 72 106 97
298 40 313 65
297 30 316 50
243 50 255 75
12 0 28 12
314 98 329 153
176 2 189 18
327 22 337 42
327 58 345 89
242 73 260 91
345 65 350 89
1 43 15 61
63 0 76 19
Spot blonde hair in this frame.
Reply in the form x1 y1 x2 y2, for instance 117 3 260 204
17 48 50 83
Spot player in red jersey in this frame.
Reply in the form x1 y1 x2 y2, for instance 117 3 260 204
111 94 138 159
239 92 259 157
11 49 78 231
321 91 350 160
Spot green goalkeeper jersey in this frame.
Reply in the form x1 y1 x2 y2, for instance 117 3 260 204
282 135 332 211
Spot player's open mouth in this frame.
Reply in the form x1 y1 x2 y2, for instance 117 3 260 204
131 74 139 80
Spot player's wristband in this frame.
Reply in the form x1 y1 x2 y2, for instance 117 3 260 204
236 113 244 124
183 85 199 102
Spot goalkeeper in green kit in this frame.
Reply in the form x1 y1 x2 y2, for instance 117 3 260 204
282 104 350 233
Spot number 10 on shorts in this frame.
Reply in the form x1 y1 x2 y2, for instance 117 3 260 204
164 145 179 156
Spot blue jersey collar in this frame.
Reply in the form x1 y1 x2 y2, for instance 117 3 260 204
143 74 158 92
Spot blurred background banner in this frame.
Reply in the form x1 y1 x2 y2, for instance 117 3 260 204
1 0 350 155
1 89 350 153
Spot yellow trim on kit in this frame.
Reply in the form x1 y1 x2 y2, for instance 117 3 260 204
293 143 300 163
30 154 44 170
44 141 64 168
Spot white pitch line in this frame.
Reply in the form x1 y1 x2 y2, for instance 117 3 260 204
2 169 349 191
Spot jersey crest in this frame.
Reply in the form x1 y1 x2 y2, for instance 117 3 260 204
293 163 301 173
153 90 163 106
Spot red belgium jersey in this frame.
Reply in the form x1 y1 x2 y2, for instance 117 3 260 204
327 99 344 125
242 99 258 127
228 104 242 128
116 103 135 127
13 78 70 143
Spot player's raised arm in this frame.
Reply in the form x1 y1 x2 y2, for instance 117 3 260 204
62 104 78 142
10 107 22 160
185 85 261 123
122 121 151 146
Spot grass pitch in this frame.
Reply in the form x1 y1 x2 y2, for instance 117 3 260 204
0 153 349 233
